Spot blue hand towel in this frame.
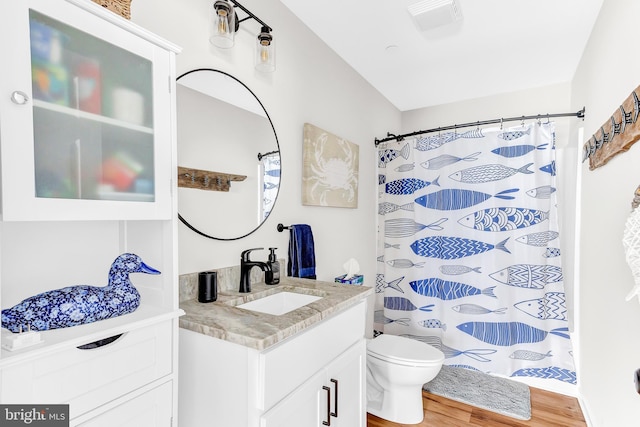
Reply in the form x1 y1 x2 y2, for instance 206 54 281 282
287 224 316 279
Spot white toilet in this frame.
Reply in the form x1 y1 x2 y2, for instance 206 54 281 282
366 334 445 424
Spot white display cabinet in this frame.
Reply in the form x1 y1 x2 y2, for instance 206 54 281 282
0 1 182 426
0 0 175 221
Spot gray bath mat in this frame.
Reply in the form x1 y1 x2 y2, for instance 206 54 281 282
423 365 531 420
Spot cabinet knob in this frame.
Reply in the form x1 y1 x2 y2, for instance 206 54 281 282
10 91 29 105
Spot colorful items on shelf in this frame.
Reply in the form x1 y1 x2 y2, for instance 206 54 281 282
30 19 68 105
30 18 102 112
101 151 144 192
71 53 102 114
31 60 69 105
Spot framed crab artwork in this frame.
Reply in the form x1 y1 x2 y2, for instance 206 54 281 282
302 123 359 208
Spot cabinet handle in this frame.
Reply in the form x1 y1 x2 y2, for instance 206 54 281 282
330 378 338 418
10 91 29 105
76 333 124 350
322 385 331 426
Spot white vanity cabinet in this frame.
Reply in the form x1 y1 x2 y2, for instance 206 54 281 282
179 301 367 427
0 0 177 221
0 1 182 426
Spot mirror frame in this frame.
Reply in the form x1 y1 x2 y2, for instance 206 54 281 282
176 68 281 240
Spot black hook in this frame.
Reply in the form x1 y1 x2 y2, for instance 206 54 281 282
277 223 290 232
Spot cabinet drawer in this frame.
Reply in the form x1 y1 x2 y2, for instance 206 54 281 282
1 320 172 420
76 381 172 427
258 302 365 410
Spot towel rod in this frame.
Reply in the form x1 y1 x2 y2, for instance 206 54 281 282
277 223 290 232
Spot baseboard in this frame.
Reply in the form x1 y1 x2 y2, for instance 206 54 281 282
495 373 579 397
577 389 596 427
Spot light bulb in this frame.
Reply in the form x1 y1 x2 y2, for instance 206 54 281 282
260 41 270 63
217 9 228 34
255 27 275 72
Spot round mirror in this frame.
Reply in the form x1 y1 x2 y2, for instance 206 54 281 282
176 69 281 240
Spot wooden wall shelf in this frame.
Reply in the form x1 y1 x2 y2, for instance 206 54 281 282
177 166 246 192
584 85 640 170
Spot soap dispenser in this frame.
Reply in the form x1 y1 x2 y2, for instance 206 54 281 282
266 247 280 285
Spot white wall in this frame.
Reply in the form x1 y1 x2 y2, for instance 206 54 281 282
571 0 640 425
130 0 400 285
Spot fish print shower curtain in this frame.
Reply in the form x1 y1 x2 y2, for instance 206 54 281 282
375 122 576 385
261 153 281 220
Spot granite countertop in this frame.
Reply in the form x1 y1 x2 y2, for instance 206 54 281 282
179 277 373 351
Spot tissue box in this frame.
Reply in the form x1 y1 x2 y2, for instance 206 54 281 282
335 274 363 285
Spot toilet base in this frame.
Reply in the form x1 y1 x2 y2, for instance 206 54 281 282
366 383 425 424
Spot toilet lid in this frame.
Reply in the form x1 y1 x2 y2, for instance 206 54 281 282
368 334 444 365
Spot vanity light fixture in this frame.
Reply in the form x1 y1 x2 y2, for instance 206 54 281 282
209 0 276 72
210 0 238 48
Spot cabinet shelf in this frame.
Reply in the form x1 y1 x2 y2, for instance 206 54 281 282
96 190 154 202
34 99 154 135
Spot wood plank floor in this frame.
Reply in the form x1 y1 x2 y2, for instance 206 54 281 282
367 387 587 427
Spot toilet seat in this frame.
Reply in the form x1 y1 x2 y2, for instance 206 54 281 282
367 334 444 366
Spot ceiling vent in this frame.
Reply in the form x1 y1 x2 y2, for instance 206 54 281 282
408 0 463 32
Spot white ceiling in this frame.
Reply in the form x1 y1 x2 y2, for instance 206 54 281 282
279 0 604 112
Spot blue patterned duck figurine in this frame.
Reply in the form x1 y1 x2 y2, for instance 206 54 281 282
1 253 160 333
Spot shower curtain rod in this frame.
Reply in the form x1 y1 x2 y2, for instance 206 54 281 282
373 107 585 146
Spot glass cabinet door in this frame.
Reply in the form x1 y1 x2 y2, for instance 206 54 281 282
30 10 155 202
0 0 176 221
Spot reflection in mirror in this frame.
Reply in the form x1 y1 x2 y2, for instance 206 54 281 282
176 69 280 240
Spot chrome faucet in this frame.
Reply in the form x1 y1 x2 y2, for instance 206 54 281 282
239 248 272 293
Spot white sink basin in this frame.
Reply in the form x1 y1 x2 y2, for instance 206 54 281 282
236 291 322 316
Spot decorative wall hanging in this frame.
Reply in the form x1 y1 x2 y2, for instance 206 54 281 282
583 85 640 169
302 123 359 208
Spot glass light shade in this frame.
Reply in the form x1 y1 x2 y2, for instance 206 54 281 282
255 27 275 72
210 0 236 48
